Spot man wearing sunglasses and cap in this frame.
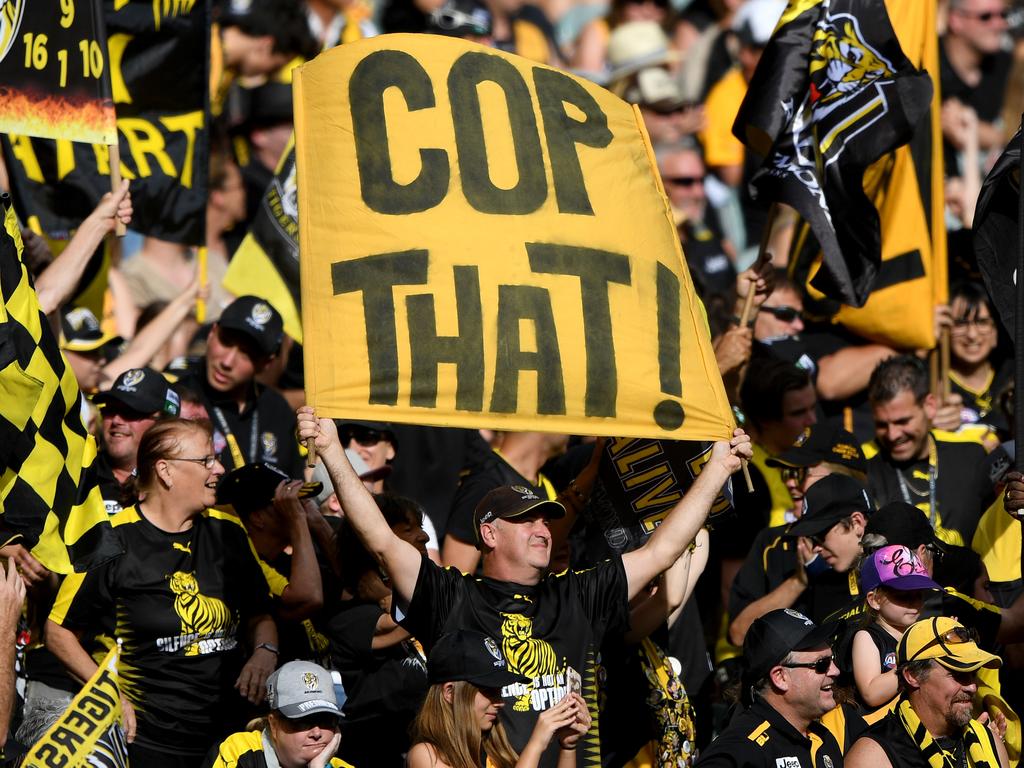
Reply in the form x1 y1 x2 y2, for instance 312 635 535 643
846 617 1008 768
298 406 751 768
697 608 854 768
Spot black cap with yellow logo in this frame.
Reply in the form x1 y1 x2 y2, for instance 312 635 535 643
766 423 866 473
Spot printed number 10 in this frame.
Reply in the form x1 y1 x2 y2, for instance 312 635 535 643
79 40 103 78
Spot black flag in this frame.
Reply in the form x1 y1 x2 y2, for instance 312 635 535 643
733 0 932 307
974 129 1021 341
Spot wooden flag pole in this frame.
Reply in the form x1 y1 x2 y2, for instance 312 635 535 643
108 144 126 238
939 326 951 402
195 246 208 324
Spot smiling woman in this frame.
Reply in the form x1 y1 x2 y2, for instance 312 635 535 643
45 418 279 767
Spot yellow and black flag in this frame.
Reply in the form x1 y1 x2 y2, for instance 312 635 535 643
733 0 933 308
223 136 302 342
23 644 129 768
0 196 121 573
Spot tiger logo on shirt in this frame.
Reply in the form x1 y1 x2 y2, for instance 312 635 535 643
168 571 234 655
500 612 557 711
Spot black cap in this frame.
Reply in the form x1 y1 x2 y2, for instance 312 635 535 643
865 501 940 550
61 306 122 353
743 608 834 684
216 462 322 515
473 485 565 547
766 424 866 473
217 296 284 357
428 630 531 688
93 367 180 417
786 474 873 538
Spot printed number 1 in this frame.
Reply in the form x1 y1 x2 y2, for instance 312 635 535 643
57 49 67 87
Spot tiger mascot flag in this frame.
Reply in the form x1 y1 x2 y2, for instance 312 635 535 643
23 644 129 768
733 0 935 316
295 35 735 441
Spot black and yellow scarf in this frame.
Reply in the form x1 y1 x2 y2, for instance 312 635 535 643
897 697 1001 768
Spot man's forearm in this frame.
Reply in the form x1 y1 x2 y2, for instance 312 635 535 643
280 519 323 620
728 576 805 646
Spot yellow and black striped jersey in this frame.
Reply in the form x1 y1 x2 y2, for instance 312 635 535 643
50 506 274 758
202 729 354 768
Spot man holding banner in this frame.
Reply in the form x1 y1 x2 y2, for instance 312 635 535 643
298 408 750 768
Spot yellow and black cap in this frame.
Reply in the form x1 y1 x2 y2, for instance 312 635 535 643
898 617 1001 672
61 307 121 353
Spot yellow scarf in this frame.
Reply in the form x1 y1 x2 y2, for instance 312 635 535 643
897 697 1001 768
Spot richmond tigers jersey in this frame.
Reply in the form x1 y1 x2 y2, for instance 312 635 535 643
401 555 629 768
202 729 354 768
50 506 274 757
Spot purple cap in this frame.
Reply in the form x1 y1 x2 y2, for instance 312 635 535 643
860 544 940 592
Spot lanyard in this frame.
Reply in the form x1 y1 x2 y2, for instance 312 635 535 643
896 434 938 528
210 405 259 467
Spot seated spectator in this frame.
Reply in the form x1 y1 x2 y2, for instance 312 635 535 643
203 660 350 768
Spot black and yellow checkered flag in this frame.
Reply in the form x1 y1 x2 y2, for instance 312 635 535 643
0 196 122 573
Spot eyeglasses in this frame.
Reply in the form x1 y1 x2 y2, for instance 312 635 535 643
759 305 802 322
340 426 389 448
664 176 703 187
954 7 1008 22
951 316 996 335
166 455 218 469
780 466 807 484
781 655 834 674
923 542 945 563
908 626 975 661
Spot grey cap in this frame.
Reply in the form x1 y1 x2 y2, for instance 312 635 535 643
310 449 379 507
266 661 342 719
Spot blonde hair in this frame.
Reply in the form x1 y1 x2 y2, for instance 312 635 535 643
411 682 519 768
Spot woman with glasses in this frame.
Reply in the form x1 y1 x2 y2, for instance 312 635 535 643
46 418 278 768
945 281 1012 441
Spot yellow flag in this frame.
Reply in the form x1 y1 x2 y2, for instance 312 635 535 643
295 35 733 440
23 645 128 767
795 0 946 349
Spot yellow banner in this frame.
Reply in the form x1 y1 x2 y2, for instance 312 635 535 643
23 645 127 767
295 35 733 440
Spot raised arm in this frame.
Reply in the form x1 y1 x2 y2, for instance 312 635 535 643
621 430 750 601
297 407 423 604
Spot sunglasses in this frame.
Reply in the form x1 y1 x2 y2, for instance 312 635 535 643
664 176 703 187
759 305 802 322
340 426 390 448
781 654 834 674
955 8 1008 22
908 626 976 661
780 466 807 484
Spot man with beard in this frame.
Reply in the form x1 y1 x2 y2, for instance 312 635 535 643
845 617 1007 768
697 609 852 768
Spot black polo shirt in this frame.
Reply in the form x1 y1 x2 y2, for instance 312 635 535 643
178 361 303 476
696 698 848 768
866 435 994 547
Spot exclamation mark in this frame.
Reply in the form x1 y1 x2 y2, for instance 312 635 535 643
655 263 685 431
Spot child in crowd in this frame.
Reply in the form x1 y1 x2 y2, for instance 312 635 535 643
408 629 590 768
851 544 941 709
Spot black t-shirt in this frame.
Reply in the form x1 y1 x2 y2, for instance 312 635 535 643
50 507 273 757
695 698 848 768
949 360 1012 439
800 325 876 443
866 435 994 547
178 363 303 477
938 42 1011 122
400 555 630 768
327 601 427 768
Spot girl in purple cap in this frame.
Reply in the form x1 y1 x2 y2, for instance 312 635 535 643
851 544 941 710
